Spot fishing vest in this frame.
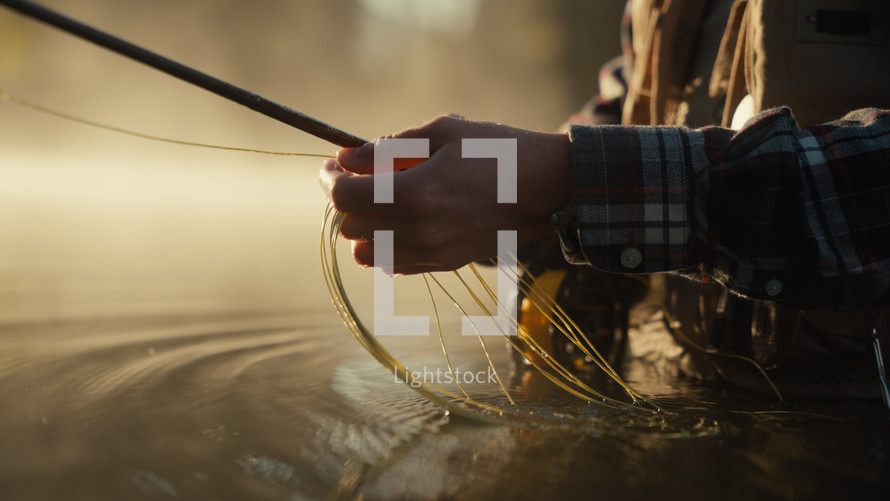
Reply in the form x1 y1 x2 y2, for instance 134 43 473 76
623 0 890 128
623 0 890 397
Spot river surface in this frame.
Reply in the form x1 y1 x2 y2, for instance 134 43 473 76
1 151 889 500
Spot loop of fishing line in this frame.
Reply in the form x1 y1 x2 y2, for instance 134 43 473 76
1 88 788 434
0 89 335 159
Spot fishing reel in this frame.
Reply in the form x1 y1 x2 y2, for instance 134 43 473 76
512 241 648 375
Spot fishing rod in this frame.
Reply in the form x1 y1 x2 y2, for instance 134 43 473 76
0 0 367 148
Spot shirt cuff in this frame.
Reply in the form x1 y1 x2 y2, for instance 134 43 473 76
563 124 695 273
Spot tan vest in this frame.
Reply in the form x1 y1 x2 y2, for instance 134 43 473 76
624 0 890 128
623 0 890 396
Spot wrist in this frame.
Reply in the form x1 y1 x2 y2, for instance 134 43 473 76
544 132 574 213
546 130 582 260
521 131 574 217
513 131 575 242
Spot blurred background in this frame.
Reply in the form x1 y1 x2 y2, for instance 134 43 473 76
0 0 624 324
0 2 638 499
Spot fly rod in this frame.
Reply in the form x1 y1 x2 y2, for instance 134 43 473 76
0 0 367 148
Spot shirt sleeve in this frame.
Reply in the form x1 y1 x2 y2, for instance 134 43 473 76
563 107 890 309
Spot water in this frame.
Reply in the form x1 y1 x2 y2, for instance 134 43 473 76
2 313 888 500
2 152 889 500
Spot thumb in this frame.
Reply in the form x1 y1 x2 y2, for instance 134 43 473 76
336 114 464 174
336 140 374 174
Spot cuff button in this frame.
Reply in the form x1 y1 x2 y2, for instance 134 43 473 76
765 279 783 297
620 248 642 269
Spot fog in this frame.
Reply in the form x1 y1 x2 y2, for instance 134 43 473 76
0 0 623 322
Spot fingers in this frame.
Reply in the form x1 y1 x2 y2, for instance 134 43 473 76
339 213 381 242
351 240 462 274
318 157 344 198
349 234 499 275
336 114 467 173
320 158 389 214
336 141 374 174
323 113 529 273
341 215 455 248
322 151 440 217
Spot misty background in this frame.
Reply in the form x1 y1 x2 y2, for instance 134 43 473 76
0 0 623 323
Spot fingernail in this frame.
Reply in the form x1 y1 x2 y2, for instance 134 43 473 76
336 145 362 165
337 141 374 166
336 147 356 164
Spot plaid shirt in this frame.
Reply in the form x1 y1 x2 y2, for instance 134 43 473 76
563 108 890 309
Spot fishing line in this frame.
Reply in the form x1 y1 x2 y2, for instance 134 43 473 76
422 274 471 400
321 203 720 435
0 89 334 158
620 275 786 402
661 307 785 402
4 85 726 433
0 0 737 435
457 263 650 408
0 0 366 147
3 88 746 432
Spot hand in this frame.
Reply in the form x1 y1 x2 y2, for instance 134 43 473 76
319 115 573 274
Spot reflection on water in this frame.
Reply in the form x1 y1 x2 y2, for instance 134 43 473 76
4 303 887 499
